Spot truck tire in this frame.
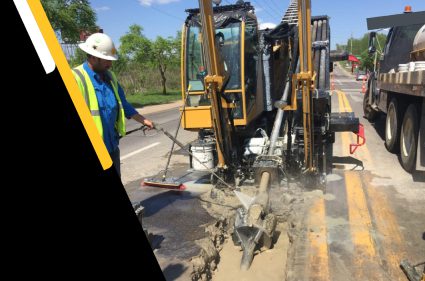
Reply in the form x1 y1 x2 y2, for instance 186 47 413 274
363 76 379 122
363 91 378 121
385 98 402 152
400 104 419 173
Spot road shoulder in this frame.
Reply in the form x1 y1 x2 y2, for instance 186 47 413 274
136 100 183 115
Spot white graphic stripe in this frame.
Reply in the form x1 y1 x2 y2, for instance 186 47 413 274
14 0 55 74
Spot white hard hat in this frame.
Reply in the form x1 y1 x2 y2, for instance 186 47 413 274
78 33 118 61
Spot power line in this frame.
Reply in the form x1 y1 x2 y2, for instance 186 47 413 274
251 0 281 22
149 5 185 22
268 0 282 12
261 0 284 18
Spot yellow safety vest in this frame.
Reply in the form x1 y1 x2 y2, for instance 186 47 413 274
72 64 126 138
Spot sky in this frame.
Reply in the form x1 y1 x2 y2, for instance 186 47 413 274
91 0 425 50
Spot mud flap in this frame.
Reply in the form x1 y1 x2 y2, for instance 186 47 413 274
417 100 425 171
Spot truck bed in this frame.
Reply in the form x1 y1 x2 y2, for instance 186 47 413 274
378 70 425 97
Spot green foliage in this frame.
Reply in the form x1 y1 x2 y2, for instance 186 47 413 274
341 32 387 70
360 50 374 70
151 35 181 94
125 90 181 107
43 2 183 98
119 25 152 65
345 34 370 58
41 0 97 43
117 64 181 96
111 56 129 74
117 61 148 95
68 47 87 67
373 33 387 54
117 27 181 95
336 44 347 51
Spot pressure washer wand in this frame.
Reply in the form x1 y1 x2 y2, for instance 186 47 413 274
127 125 148 135
120 125 148 139
161 86 191 181
154 124 233 189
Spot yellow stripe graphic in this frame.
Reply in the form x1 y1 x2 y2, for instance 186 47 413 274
27 0 112 170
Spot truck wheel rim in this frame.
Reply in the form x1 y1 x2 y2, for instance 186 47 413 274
401 118 413 157
386 104 396 141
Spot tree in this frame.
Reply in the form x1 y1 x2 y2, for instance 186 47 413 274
68 47 87 67
41 0 97 43
336 43 347 52
118 25 152 94
345 34 369 57
343 32 388 70
119 25 152 65
360 50 374 71
151 35 180 95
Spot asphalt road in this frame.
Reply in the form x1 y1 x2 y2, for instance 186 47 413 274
287 65 425 281
120 106 197 186
120 65 425 281
120 104 208 281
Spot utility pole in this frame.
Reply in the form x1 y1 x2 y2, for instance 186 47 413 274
350 32 353 54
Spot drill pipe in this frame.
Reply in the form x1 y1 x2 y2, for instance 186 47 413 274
254 172 270 206
239 172 271 270
268 80 290 156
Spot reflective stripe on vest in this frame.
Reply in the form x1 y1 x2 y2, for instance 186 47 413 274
73 68 101 116
72 65 126 137
106 71 126 137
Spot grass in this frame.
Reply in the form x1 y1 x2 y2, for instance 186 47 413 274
125 90 182 108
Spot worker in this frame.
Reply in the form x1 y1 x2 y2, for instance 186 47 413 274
72 33 154 177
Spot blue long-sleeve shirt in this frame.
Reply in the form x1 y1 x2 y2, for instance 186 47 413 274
83 62 138 154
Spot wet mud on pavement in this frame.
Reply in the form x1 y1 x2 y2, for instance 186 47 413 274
125 145 424 281
125 163 216 280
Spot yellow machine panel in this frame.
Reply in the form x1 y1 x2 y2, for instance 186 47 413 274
181 106 212 129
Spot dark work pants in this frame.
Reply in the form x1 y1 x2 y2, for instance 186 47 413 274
110 148 121 178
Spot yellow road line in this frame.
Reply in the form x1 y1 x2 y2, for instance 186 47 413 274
337 91 349 112
362 173 407 281
338 93 375 260
337 91 352 158
307 198 330 281
345 171 379 279
341 91 372 168
344 172 375 254
337 90 379 278
339 90 406 280
340 90 353 112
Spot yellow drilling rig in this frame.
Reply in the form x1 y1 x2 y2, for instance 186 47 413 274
179 0 364 269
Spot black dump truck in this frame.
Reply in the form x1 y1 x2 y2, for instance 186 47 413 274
364 9 425 173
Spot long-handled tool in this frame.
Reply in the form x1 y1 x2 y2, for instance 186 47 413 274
142 85 232 189
142 86 192 190
120 125 149 139
142 116 185 189
142 118 184 190
153 124 232 189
